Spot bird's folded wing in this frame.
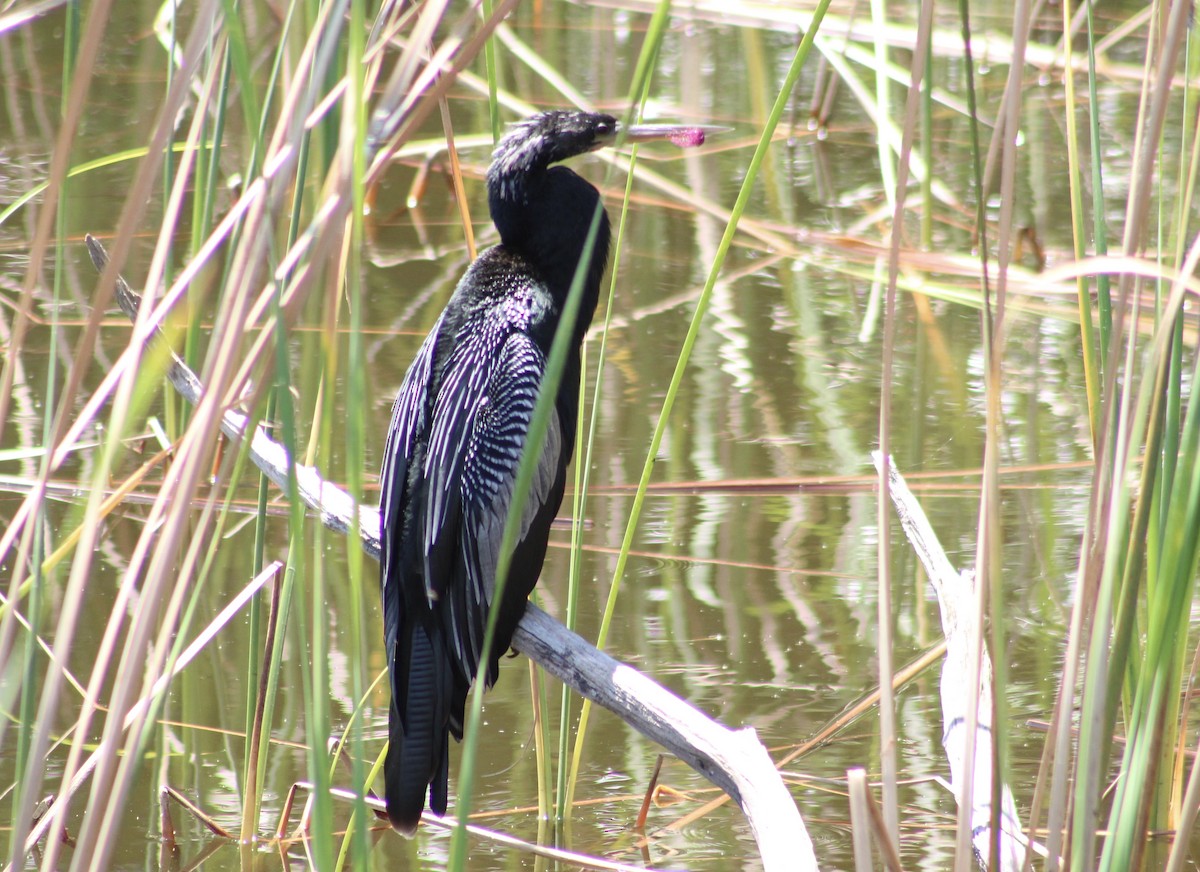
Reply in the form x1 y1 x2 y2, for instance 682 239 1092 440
421 329 562 681
379 321 440 664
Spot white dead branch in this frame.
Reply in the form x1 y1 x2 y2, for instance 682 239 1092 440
873 451 1025 870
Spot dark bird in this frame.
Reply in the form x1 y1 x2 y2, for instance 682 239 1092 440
379 109 705 835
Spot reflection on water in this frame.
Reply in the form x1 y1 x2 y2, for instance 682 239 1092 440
0 1 1139 870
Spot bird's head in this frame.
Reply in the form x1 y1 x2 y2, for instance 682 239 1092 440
487 109 707 206
486 108 709 267
487 111 617 199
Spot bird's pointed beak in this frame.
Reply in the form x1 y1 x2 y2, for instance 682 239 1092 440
617 123 714 148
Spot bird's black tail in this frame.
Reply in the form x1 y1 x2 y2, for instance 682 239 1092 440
385 624 453 836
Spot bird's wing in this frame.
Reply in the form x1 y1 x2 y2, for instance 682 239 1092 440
421 328 563 682
379 321 440 664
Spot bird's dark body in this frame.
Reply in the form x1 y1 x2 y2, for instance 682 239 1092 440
379 111 615 835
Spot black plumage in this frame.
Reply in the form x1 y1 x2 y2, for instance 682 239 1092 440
378 109 703 836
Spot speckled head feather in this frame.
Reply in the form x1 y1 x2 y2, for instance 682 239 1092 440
486 110 617 205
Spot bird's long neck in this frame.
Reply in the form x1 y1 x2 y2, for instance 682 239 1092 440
487 165 611 334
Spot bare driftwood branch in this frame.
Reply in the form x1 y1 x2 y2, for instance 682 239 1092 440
872 451 1026 871
86 235 817 872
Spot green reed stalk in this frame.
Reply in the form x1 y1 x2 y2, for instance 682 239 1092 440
482 0 501 143
241 0 311 840
1075 3 1198 865
239 142 275 862
1144 32 1198 832
241 384 277 836
419 23 672 842
242 2 317 836
1100 338 1200 870
183 46 231 436
300 45 353 872
565 1 833 817
243 211 311 862
9 0 82 834
218 0 263 173
0 145 195 229
448 201 608 872
919 29 932 250
555 353 590 822
193 44 229 255
337 0 372 862
869 0 895 209
333 672 391 869
531 658 553 824
1084 0 1112 382
1060 0 1099 442
1041 5 1119 864
561 59 661 818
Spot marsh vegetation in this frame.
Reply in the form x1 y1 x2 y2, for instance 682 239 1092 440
3 1 1200 869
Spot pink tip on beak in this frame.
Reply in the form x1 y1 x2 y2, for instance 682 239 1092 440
620 122 716 149
669 127 706 148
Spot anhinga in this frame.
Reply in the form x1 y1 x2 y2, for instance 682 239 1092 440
379 109 703 835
